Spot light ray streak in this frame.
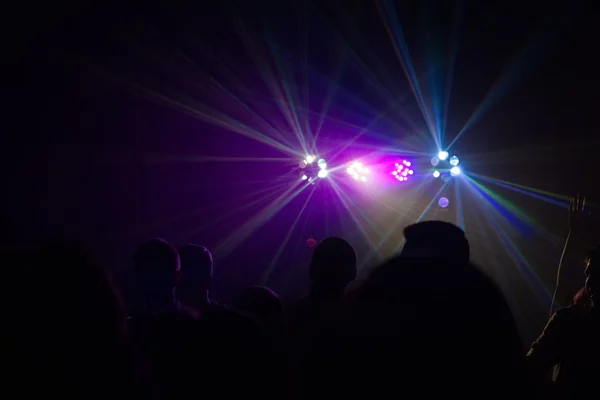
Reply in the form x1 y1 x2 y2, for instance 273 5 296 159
214 181 312 257
468 173 570 207
358 186 421 262
463 179 552 305
465 175 560 245
326 98 407 161
448 25 560 149
313 43 347 144
110 154 295 164
171 181 293 243
235 21 309 154
454 179 465 230
262 186 316 284
363 178 438 263
300 2 313 146
377 0 440 148
113 38 294 152
95 66 300 156
442 2 463 140
173 48 296 148
267 46 311 153
317 5 409 107
416 181 451 222
329 179 381 249
468 194 531 328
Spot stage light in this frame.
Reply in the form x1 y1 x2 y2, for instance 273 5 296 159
300 155 327 183
392 160 414 182
347 161 370 182
305 155 316 164
439 197 449 208
432 151 461 179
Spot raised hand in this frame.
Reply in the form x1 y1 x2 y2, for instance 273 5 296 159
568 195 596 241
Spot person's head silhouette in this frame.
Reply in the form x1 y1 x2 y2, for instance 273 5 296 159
585 245 599 307
401 220 470 263
133 238 179 313
177 244 213 309
309 237 357 295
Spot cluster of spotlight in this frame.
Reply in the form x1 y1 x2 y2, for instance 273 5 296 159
431 151 460 179
300 155 417 185
300 155 328 183
347 161 369 182
392 160 414 182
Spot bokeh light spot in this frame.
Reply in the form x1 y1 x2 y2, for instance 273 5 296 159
347 161 370 182
392 159 414 182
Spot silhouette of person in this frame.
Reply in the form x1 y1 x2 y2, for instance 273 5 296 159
5 242 135 398
526 245 600 398
315 250 527 398
307 223 524 398
556 195 600 307
287 236 357 399
290 236 357 323
400 220 470 263
133 239 180 316
177 243 220 313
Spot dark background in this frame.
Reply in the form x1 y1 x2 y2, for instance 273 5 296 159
3 0 599 343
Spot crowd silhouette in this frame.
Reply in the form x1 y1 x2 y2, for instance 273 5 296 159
2 196 598 399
